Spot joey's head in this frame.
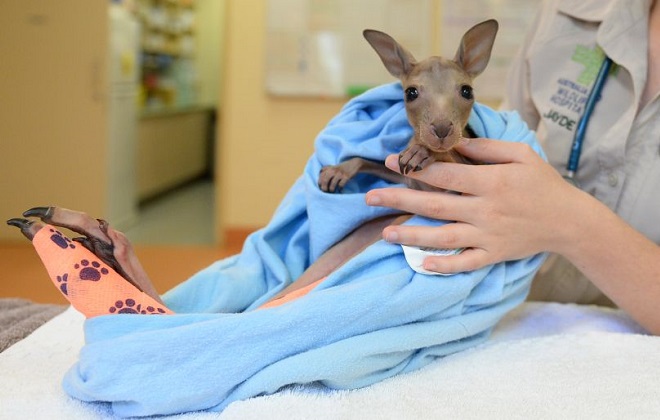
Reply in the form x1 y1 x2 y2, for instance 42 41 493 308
363 19 498 152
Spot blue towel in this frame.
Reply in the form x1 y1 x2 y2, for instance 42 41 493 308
63 83 547 417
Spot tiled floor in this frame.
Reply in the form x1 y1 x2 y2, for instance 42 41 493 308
124 178 215 245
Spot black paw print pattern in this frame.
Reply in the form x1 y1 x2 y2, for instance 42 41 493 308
56 273 68 295
109 299 167 315
49 228 76 250
74 259 109 282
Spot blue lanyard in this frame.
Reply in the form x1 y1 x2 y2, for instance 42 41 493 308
564 56 613 185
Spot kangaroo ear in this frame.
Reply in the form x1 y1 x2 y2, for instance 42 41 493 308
454 19 498 78
363 29 416 79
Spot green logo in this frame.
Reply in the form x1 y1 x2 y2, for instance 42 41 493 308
571 45 616 86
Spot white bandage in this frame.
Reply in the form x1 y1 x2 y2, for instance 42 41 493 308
400 245 464 275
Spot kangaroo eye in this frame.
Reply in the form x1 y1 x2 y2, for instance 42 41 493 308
460 85 474 100
405 87 419 102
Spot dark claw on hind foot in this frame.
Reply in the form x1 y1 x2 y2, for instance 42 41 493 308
23 206 54 220
6 218 43 241
6 218 32 229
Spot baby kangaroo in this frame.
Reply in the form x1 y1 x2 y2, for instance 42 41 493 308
267 19 500 302
319 19 498 193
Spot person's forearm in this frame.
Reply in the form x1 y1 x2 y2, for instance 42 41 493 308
557 191 660 334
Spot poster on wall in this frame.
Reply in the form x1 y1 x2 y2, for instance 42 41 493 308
265 0 433 97
265 0 541 101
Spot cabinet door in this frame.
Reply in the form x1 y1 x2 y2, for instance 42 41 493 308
0 0 108 240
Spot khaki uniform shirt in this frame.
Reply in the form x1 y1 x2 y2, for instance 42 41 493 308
503 0 660 305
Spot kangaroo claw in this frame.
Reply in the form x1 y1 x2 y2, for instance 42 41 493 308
20 206 111 243
6 218 45 241
23 206 55 220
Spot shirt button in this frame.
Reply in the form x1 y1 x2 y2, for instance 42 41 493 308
608 173 619 187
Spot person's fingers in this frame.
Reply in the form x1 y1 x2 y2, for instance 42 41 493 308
381 222 480 251
421 247 492 274
385 155 476 193
366 187 472 221
384 154 494 195
453 137 539 164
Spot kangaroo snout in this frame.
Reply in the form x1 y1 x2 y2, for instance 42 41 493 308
419 121 457 152
432 122 453 139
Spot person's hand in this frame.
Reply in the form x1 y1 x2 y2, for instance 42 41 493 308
365 137 585 274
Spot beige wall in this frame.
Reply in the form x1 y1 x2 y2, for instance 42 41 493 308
216 0 346 240
0 1 109 242
195 0 226 106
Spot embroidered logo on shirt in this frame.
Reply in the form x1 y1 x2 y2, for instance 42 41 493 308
543 45 618 132
572 45 608 85
550 79 588 115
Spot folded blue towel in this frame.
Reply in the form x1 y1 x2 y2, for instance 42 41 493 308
63 83 547 417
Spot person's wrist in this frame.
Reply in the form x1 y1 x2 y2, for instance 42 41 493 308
550 187 603 260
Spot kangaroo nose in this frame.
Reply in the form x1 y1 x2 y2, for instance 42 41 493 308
432 122 453 139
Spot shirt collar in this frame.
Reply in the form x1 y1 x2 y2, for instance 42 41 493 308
557 0 653 23
557 0 615 22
